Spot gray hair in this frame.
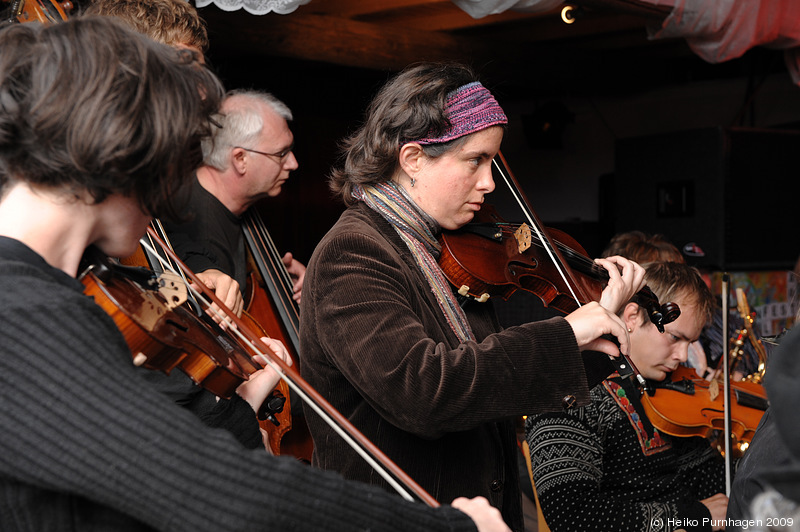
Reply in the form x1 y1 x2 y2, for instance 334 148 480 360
202 89 292 170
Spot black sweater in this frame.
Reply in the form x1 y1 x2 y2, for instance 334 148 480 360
0 236 477 532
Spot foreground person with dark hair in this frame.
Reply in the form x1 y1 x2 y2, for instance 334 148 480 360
0 17 510 532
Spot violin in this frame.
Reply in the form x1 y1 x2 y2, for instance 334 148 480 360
4 0 71 24
438 204 679 332
437 153 681 387
111 228 439 505
148 228 440 504
641 365 768 458
642 286 770 459
81 248 258 400
119 222 293 452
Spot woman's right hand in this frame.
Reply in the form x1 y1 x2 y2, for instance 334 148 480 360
564 301 630 358
451 497 511 532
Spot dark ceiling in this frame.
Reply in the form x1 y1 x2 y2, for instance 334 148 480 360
188 0 793 265
5 0 792 265
197 0 788 100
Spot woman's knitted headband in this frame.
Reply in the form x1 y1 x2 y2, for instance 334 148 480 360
415 81 508 145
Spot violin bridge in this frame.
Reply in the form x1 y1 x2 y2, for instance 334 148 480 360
156 271 188 309
514 223 532 254
708 379 719 402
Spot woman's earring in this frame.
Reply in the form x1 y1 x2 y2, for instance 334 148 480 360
627 327 632 333
410 178 416 188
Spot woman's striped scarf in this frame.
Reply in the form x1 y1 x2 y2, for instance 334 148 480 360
353 181 475 343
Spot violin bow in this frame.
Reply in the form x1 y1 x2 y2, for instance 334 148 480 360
721 274 732 495
492 151 649 389
140 227 439 507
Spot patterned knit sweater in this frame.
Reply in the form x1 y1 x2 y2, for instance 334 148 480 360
526 375 726 532
0 236 477 532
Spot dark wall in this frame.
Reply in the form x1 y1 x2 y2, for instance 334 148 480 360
204 46 800 273
613 126 798 270
204 52 391 264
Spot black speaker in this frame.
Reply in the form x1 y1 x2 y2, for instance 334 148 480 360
613 127 797 270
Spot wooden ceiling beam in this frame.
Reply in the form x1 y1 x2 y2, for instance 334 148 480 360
375 6 550 32
199 6 482 71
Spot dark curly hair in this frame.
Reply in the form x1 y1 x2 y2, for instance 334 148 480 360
329 62 479 206
0 16 223 218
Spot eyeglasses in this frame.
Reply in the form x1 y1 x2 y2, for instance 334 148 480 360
235 144 294 164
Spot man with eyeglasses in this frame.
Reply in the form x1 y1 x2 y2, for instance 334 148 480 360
164 89 306 307
83 0 304 451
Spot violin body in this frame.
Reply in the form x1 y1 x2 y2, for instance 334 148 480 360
641 366 769 457
81 255 256 399
438 205 600 311
89 233 435 503
119 231 300 455
439 205 679 332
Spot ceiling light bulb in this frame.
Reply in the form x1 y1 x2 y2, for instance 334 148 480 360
561 5 576 24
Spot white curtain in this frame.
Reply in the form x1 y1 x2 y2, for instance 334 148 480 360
194 0 563 18
644 0 800 84
194 0 310 15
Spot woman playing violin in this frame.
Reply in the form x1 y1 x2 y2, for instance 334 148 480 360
299 62 645 531
526 261 727 532
0 19 509 532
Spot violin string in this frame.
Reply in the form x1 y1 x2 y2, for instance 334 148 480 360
492 158 650 390
151 219 196 295
138 237 417 502
492 158 584 306
494 224 601 275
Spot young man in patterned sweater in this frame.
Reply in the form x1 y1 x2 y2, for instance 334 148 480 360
526 261 728 532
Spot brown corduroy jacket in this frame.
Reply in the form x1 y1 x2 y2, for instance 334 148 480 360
300 202 609 532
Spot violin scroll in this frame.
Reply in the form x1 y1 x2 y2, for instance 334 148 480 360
634 286 681 333
258 388 287 427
